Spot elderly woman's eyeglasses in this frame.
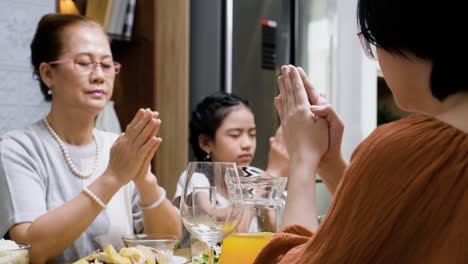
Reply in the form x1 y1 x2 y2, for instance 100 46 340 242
357 32 378 61
48 55 121 75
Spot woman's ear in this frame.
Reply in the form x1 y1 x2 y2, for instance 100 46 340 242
198 134 212 154
39 62 54 89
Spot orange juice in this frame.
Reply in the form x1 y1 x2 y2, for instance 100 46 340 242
219 232 275 264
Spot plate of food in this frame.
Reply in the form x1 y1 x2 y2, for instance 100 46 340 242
171 255 187 264
72 244 181 264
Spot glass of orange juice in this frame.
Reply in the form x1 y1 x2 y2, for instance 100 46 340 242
219 166 287 264
219 232 274 264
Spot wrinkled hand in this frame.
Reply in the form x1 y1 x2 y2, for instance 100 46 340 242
265 126 290 177
275 65 328 164
106 109 162 186
296 67 345 169
133 110 162 185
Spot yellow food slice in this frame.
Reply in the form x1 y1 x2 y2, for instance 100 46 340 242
149 248 163 264
135 245 156 264
119 247 146 264
72 250 100 264
104 244 132 264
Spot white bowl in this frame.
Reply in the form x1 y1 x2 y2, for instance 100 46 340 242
122 234 181 263
0 242 30 264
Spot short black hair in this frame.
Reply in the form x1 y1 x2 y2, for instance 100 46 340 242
189 92 252 161
357 0 467 101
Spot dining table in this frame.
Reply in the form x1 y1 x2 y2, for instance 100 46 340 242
174 248 191 263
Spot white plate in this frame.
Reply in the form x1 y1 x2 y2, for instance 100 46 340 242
172 255 188 264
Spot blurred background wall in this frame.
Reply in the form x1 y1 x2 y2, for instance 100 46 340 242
0 0 53 135
0 0 382 215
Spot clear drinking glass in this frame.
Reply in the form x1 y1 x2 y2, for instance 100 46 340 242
180 162 243 264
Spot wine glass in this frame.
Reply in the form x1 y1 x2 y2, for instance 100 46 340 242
180 162 243 264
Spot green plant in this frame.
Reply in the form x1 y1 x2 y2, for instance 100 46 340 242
192 243 221 264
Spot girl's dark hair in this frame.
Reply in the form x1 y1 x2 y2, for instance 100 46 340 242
30 14 105 101
357 0 466 101
189 92 252 161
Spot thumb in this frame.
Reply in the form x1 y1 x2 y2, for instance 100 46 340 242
309 105 331 116
310 105 344 130
274 96 283 118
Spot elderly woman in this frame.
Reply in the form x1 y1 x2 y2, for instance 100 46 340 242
0 14 180 263
254 0 468 263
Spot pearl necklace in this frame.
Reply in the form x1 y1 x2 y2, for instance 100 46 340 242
43 118 101 179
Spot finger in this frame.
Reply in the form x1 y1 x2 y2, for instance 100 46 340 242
276 126 283 136
134 118 161 148
147 109 159 119
139 136 163 159
136 151 153 178
277 74 287 115
141 138 162 170
274 95 283 120
297 67 320 104
139 136 160 173
129 109 154 143
309 104 334 117
274 127 281 137
298 67 326 106
278 67 288 114
125 109 146 139
310 104 344 128
281 66 296 113
152 111 160 119
153 119 161 138
271 127 281 144
289 66 309 106
275 126 284 144
126 109 152 142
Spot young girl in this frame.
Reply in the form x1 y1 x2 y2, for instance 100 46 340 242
188 92 257 167
174 92 288 200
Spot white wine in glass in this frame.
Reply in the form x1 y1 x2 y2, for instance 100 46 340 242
180 162 243 264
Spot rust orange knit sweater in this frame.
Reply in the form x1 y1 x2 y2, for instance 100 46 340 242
254 115 468 264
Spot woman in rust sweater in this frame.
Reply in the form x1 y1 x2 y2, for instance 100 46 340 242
254 0 468 263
